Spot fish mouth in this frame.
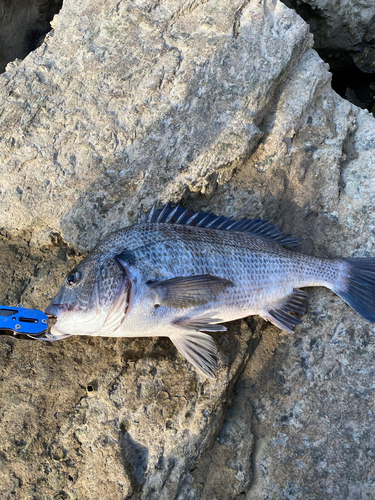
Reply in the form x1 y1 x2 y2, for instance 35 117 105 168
44 303 69 318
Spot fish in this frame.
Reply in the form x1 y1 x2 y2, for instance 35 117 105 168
44 203 375 378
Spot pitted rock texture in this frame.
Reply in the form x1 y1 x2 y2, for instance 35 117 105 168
0 0 311 250
1 0 375 499
179 47 375 500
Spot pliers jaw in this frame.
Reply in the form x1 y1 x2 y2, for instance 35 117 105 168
0 305 49 338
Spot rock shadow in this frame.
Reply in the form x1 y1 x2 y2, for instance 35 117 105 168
121 431 149 488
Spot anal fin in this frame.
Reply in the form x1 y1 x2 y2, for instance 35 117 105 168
262 288 309 333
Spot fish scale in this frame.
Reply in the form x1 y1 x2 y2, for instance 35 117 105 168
44 203 375 378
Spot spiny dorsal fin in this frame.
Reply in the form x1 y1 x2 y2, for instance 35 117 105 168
261 288 309 333
169 330 218 379
141 203 299 248
147 274 233 309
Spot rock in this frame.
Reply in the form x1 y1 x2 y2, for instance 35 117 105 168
1 0 375 499
282 0 375 110
180 46 375 499
282 0 375 55
0 0 311 251
0 0 63 73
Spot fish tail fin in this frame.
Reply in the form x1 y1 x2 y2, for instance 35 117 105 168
332 258 375 322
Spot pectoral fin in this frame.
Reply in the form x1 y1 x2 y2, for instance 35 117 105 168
170 331 218 379
147 274 233 308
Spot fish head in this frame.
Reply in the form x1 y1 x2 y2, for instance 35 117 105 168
45 253 131 337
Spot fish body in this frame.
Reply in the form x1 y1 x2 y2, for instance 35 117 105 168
45 204 375 378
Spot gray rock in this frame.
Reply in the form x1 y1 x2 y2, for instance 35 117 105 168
353 44 375 74
0 0 311 251
0 0 375 499
282 0 375 54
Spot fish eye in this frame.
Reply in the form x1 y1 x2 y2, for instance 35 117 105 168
66 271 81 286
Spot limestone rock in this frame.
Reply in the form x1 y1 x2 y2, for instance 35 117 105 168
1 0 375 499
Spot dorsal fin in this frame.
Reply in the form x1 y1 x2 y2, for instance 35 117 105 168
140 203 299 249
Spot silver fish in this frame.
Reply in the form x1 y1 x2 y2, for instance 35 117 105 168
44 203 375 378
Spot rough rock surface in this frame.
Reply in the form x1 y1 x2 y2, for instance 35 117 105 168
0 0 311 250
1 0 375 499
280 0 375 112
282 0 375 55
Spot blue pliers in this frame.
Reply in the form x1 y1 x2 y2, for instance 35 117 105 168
0 304 52 339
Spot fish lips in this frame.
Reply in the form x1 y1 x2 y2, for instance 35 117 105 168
44 303 68 318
